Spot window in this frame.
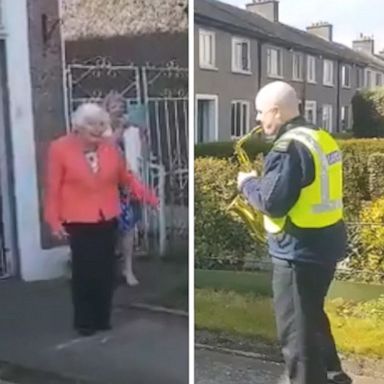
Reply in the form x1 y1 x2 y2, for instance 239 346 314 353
356 68 364 89
376 73 383 87
199 29 216 69
292 53 304 81
323 59 334 86
305 101 317 125
341 106 351 131
298 100 303 115
366 70 373 88
195 95 218 143
307 55 316 83
231 101 250 138
232 38 251 73
322 105 333 132
342 65 351 88
267 47 283 78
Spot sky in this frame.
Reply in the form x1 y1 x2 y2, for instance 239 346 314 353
219 0 384 53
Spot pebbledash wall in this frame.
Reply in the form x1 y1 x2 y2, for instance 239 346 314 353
2 0 68 281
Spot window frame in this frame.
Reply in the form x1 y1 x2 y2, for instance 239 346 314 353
307 55 316 84
267 46 284 79
199 29 217 70
323 59 335 87
292 52 304 81
230 100 251 139
231 37 252 74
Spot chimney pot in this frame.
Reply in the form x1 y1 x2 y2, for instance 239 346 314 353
353 34 375 55
246 0 279 22
306 21 333 41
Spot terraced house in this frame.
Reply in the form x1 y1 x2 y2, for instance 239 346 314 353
195 0 384 143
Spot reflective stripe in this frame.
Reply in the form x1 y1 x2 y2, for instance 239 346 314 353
280 128 343 214
312 199 343 213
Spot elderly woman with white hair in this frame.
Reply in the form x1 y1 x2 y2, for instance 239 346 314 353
44 103 158 337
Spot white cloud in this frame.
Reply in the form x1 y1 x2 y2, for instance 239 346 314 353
218 0 384 52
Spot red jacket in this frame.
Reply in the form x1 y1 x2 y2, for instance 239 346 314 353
44 134 157 232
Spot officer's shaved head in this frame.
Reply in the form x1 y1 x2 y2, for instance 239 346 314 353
255 81 300 137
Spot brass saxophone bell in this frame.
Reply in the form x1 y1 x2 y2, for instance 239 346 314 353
226 125 266 245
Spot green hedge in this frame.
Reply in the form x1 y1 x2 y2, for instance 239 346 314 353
353 198 384 284
195 138 384 274
340 140 384 217
195 138 384 218
352 88 384 137
368 153 384 200
194 158 264 269
194 138 271 159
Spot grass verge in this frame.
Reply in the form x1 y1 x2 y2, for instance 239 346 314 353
195 287 384 358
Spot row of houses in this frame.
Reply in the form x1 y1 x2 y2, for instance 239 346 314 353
194 0 384 143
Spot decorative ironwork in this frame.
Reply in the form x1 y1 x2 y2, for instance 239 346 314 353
66 58 189 254
143 62 188 99
66 57 140 118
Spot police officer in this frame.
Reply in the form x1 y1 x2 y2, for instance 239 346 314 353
237 81 352 384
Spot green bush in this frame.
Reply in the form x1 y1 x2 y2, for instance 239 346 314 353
194 157 264 269
195 138 384 275
194 138 271 159
368 153 384 200
195 138 384 219
339 140 384 217
346 198 384 284
352 88 384 138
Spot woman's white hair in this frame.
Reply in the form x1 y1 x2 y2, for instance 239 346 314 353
71 103 110 132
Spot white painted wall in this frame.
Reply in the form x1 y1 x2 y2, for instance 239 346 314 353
4 0 68 281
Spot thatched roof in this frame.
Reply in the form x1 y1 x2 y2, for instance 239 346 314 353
62 0 188 41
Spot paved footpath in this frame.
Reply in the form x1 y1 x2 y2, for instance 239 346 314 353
0 279 188 384
196 348 384 384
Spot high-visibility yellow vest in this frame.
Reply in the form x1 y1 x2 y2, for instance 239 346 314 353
264 127 343 234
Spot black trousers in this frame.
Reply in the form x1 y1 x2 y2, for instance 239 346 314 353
66 219 117 331
272 259 342 384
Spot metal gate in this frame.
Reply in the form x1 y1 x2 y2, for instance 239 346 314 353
66 57 141 115
66 58 188 256
142 63 188 245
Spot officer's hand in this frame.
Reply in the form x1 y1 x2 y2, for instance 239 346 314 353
237 170 257 190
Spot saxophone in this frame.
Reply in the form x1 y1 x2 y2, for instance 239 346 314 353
226 126 266 244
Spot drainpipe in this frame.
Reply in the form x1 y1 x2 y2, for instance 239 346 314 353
302 54 307 115
336 60 341 133
257 40 262 90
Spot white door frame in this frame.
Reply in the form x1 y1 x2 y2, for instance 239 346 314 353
0 37 18 278
195 94 219 143
3 0 68 281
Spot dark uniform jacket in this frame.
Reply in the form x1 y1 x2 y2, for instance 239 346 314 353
241 117 347 266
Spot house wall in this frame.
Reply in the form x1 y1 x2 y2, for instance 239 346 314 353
195 21 362 141
195 24 259 141
26 0 68 250
3 0 68 281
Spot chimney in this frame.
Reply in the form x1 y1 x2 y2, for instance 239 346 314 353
377 49 384 59
353 34 375 55
246 0 279 23
306 21 333 42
